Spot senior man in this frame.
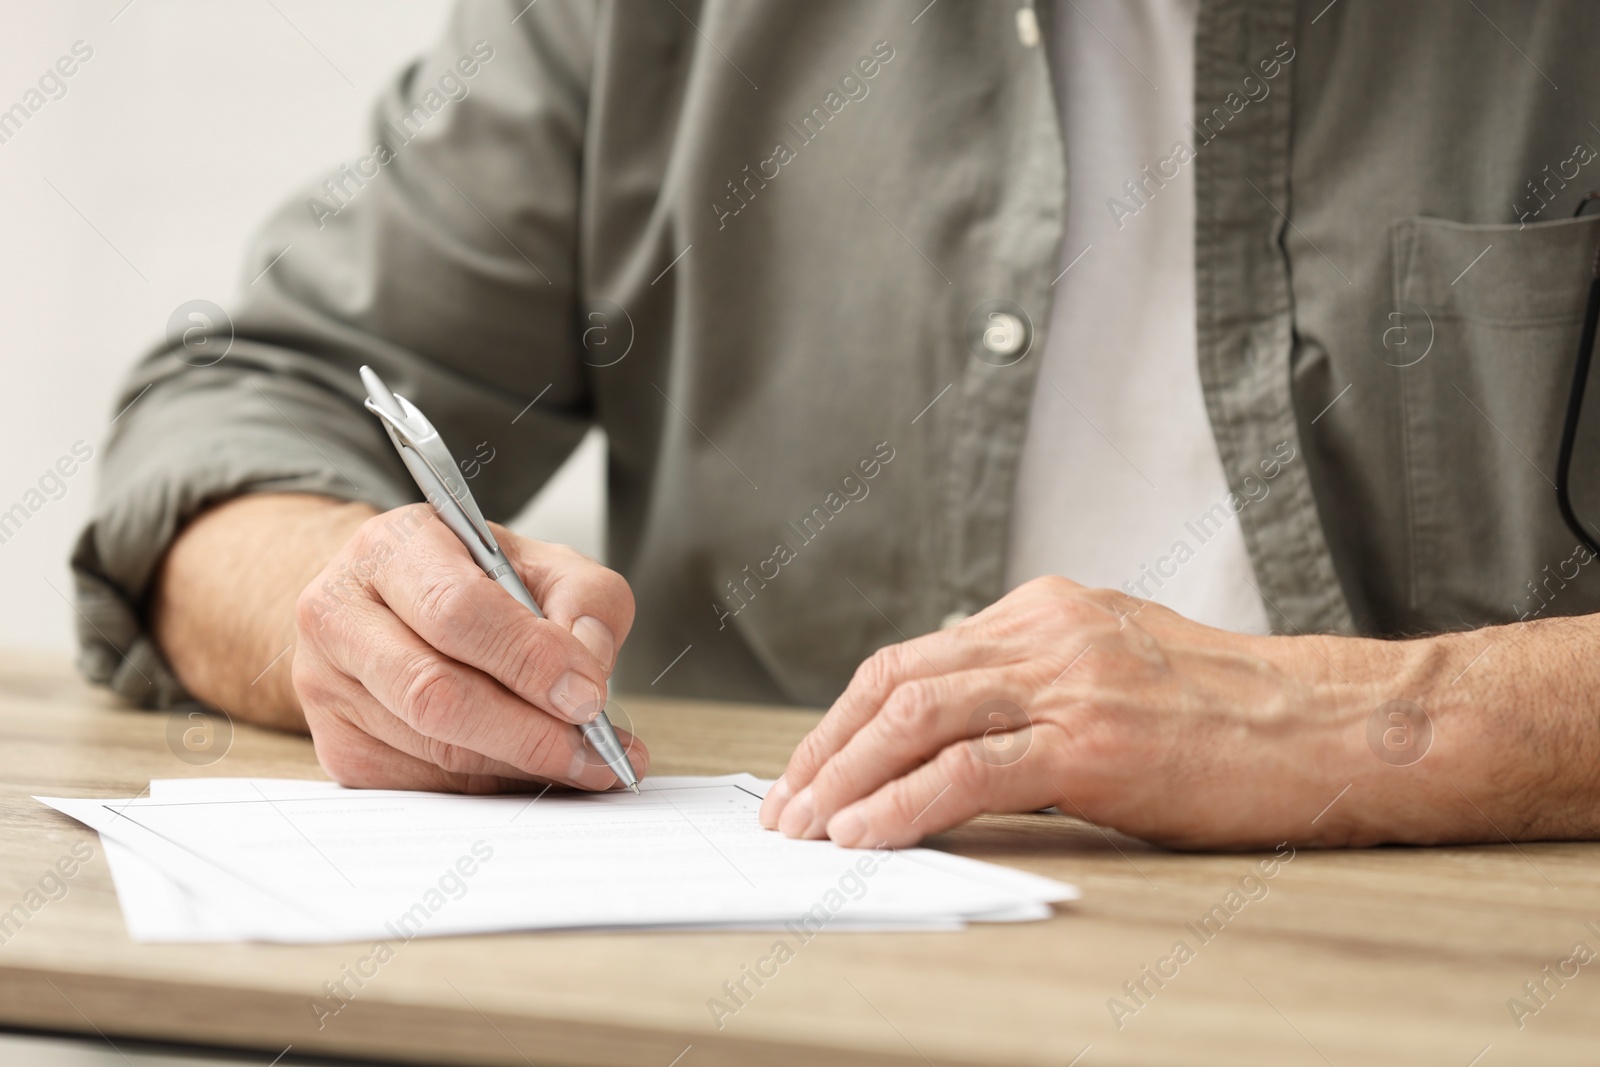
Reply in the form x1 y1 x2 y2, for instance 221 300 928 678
75 0 1600 849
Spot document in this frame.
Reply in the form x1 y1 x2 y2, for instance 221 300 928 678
37 775 1076 943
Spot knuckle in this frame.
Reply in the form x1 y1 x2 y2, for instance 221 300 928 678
293 585 322 634
503 626 564 697
393 502 434 529
879 681 940 736
289 652 329 707
396 656 463 737
295 575 350 640
786 728 832 781
510 722 566 776
420 735 479 775
858 644 911 691
1028 574 1080 600
341 516 380 558
343 519 396 579
1042 587 1087 618
374 507 433 563
413 572 476 635
1042 592 1105 632
1004 576 1104 628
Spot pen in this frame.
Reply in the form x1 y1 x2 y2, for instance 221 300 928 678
358 365 641 793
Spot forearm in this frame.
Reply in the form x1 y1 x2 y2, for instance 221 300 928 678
1293 618 1600 845
151 493 376 732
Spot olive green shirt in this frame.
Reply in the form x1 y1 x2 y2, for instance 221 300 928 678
74 0 1600 708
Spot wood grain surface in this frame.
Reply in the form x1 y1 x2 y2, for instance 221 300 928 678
2 650 1598 1065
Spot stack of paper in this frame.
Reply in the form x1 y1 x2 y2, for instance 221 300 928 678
37 774 1076 942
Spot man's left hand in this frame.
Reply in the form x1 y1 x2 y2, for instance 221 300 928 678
758 576 1453 850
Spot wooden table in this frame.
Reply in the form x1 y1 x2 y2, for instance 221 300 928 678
2 650 1598 1066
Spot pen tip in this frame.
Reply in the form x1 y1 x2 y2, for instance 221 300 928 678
629 783 641 794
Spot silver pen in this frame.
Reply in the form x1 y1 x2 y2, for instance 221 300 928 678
358 365 640 793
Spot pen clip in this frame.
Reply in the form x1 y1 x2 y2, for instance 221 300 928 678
361 389 501 557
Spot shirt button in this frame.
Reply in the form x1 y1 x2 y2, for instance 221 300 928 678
939 611 970 630
981 311 1026 358
966 300 1033 366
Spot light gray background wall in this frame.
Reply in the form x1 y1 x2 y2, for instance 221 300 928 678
0 0 605 658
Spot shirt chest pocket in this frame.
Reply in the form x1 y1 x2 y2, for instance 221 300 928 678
1391 212 1600 628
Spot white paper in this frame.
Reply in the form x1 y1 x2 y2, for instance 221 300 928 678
38 775 1075 943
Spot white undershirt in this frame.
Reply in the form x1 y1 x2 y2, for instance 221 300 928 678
1006 0 1269 634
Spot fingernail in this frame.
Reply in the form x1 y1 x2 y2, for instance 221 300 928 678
572 615 616 669
759 775 792 829
778 785 816 839
827 805 867 848
549 671 604 723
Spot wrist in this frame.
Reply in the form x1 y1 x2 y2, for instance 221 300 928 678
153 493 375 729
1286 625 1600 846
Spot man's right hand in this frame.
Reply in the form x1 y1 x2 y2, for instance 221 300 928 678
291 503 647 792
153 494 648 793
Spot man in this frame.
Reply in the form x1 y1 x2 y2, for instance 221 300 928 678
75 0 1600 851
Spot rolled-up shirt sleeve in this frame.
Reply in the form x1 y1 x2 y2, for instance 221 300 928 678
72 0 597 706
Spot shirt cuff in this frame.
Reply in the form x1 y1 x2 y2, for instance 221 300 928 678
70 364 416 708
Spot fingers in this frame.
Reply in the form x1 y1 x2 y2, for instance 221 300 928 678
759 631 995 829
823 729 1059 849
317 665 617 790
310 700 553 795
497 528 635 671
312 597 633 789
294 505 649 794
361 512 611 725
774 670 1027 839
761 578 1142 831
